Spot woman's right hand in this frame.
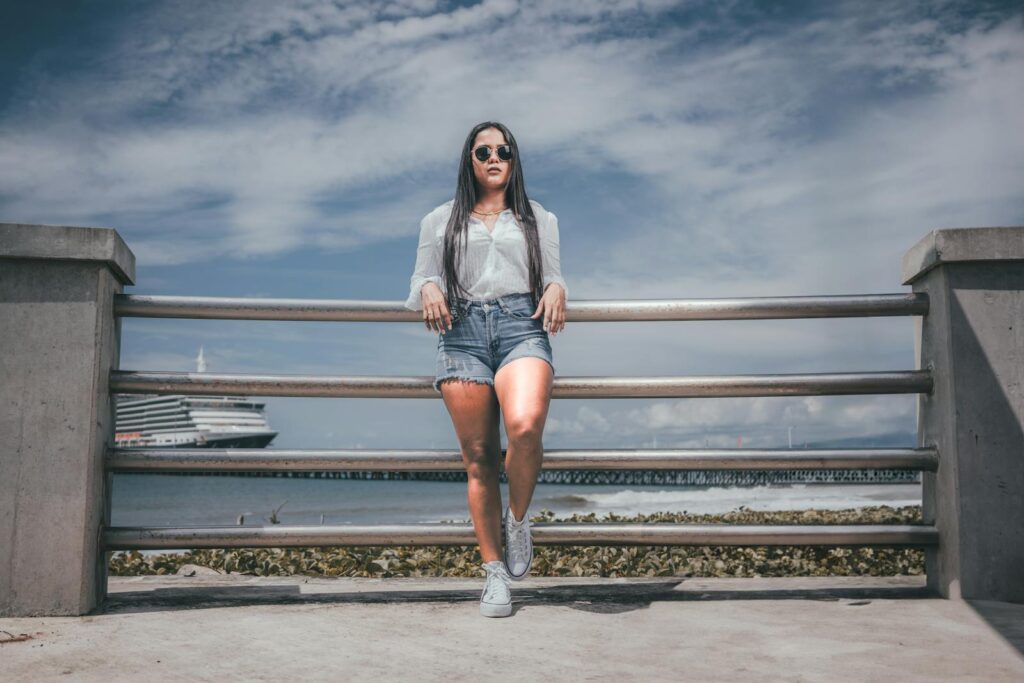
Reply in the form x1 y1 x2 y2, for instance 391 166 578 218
421 282 452 334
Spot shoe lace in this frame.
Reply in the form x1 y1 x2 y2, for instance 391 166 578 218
483 564 510 602
507 518 530 563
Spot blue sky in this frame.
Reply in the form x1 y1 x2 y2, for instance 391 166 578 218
2 0 1022 450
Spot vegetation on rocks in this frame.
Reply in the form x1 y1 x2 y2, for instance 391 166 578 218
108 505 925 578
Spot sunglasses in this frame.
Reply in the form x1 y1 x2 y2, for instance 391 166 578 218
473 144 513 162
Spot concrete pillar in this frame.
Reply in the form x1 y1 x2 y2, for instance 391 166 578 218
1 223 135 616
904 227 1024 602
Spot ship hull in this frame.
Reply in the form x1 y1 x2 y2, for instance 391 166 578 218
114 394 277 449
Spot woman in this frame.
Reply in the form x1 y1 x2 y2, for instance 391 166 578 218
404 121 568 617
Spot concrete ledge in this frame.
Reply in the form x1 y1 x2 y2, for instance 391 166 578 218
2 576 1022 681
902 226 1024 285
0 222 136 285
99 574 936 612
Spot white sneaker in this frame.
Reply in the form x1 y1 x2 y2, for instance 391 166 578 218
480 560 512 617
503 506 533 580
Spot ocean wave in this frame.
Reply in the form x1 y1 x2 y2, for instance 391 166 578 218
537 484 922 516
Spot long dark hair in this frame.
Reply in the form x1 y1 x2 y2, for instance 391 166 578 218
442 121 544 311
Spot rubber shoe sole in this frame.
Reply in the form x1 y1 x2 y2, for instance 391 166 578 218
480 600 512 618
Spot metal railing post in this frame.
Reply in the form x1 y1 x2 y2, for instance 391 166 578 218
904 227 1024 602
0 223 135 617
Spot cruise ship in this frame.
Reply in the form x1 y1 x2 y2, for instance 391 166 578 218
114 347 278 448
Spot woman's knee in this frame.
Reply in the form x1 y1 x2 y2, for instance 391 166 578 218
505 415 543 445
459 438 499 477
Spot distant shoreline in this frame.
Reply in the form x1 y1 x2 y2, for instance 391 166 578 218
137 469 922 485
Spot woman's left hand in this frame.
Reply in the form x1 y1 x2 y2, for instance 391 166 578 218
532 283 566 336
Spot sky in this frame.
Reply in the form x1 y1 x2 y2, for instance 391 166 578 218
2 0 1022 450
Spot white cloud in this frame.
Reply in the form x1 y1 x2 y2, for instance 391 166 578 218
3 2 1020 276
547 404 612 435
4 0 1018 289
540 392 914 448
5 1 1020 447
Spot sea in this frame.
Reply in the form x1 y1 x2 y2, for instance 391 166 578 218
111 474 922 528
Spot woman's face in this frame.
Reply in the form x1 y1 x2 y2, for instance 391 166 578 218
471 127 511 194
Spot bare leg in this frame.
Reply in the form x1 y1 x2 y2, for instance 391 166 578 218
438 379 503 562
494 357 553 521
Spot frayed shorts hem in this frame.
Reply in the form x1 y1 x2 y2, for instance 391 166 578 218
433 292 555 393
433 353 554 393
433 375 495 393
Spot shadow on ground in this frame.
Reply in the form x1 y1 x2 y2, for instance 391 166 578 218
99 577 936 616
967 600 1024 658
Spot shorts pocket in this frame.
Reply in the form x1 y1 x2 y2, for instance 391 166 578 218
504 299 537 320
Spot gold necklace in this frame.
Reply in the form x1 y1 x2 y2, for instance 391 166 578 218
471 206 507 216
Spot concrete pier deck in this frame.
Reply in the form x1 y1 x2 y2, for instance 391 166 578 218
2 575 1022 681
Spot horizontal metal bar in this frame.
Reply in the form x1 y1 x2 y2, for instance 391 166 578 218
109 370 933 398
113 293 929 321
106 447 939 473
102 523 939 550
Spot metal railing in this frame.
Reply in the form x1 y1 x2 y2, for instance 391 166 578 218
114 292 928 321
104 292 938 551
106 446 938 473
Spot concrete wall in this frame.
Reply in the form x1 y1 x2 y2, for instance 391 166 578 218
0 223 134 616
905 227 1024 602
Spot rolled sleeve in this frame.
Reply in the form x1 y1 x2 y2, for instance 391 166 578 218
404 215 444 311
541 210 568 299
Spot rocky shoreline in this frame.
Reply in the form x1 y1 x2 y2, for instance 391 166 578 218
108 505 925 578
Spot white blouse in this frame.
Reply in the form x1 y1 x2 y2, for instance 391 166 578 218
404 198 568 311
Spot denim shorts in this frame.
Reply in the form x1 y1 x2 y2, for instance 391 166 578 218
434 292 555 392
